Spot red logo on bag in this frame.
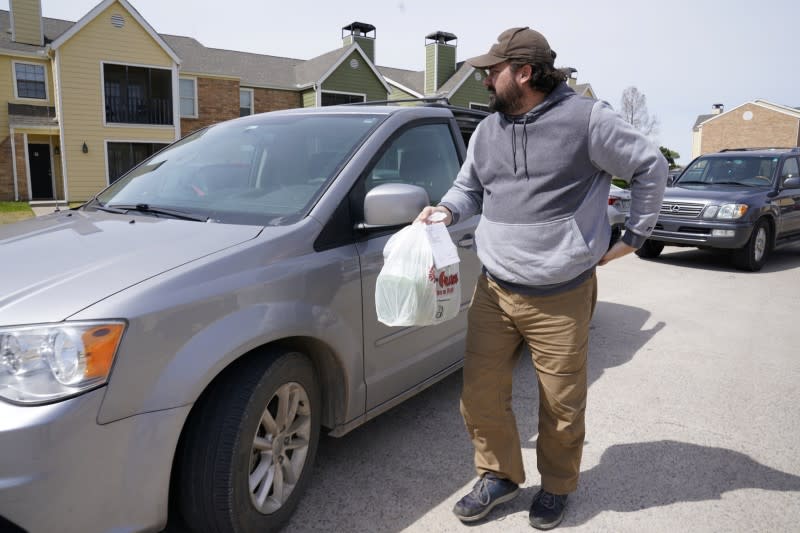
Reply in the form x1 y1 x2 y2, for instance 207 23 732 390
428 266 458 287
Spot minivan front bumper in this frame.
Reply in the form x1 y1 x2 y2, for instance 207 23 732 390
0 389 190 533
649 217 754 249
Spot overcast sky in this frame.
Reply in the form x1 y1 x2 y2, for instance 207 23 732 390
5 0 798 165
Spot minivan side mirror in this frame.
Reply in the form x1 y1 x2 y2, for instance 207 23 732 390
359 183 429 229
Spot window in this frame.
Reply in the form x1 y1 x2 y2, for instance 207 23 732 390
240 88 254 117
321 92 365 106
104 63 173 125
365 123 461 204
469 103 489 112
107 142 169 183
781 158 799 181
14 62 47 100
180 78 197 118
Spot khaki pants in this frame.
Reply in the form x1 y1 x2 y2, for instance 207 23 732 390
460 273 597 494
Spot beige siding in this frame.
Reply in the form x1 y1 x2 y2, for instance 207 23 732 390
302 90 316 108
57 1 176 201
10 0 43 46
699 103 800 155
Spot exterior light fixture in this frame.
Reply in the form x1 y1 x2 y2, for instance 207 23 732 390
82 142 88 154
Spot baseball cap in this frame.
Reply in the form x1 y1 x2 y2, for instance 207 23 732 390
466 27 556 69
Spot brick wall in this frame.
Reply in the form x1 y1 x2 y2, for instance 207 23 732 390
254 87 301 113
180 79 303 136
180 77 240 135
0 136 13 200
700 103 800 154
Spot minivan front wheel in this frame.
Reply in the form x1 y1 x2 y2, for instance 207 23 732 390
176 350 321 532
733 219 770 272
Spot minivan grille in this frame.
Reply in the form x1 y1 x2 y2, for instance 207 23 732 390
659 201 704 218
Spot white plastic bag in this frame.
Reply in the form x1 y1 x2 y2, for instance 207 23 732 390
375 222 461 327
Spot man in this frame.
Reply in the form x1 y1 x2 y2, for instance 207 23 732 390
417 27 667 529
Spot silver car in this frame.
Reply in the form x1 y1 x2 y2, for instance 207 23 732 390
0 105 486 532
608 183 631 245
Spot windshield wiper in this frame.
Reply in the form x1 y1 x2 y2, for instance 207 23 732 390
676 180 707 185
711 181 750 186
107 203 209 222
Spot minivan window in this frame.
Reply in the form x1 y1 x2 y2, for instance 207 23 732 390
93 114 384 226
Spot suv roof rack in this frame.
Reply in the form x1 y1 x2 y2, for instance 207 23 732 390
718 147 795 152
343 97 489 134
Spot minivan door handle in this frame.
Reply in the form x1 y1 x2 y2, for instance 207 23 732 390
457 234 474 248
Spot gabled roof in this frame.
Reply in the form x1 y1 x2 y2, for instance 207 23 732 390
296 43 391 94
378 66 425 96
695 99 800 130
437 62 475 96
0 10 72 54
163 35 301 89
574 83 595 98
50 0 179 64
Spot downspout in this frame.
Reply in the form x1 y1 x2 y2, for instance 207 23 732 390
50 45 69 203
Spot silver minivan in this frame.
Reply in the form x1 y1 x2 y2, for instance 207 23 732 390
0 105 486 532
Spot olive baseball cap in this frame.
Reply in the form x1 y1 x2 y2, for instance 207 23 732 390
466 27 556 68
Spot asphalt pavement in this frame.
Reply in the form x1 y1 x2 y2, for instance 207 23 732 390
284 244 800 533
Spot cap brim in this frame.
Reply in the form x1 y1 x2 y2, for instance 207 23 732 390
466 53 507 69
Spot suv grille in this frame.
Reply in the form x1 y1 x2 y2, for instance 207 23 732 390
659 201 705 218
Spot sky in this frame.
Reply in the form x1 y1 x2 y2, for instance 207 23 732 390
4 0 799 166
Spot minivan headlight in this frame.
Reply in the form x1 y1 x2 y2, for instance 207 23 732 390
0 321 125 404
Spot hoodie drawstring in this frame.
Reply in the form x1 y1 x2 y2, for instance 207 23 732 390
511 116 531 179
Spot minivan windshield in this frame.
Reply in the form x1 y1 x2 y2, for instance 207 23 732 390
92 113 384 225
677 155 779 187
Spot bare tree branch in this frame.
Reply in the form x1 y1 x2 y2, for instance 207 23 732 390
620 86 659 136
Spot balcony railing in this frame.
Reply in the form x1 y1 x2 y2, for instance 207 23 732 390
105 96 173 125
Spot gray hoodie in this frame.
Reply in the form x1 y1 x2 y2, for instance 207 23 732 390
440 82 667 288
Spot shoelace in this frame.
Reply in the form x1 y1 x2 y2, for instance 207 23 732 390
539 490 557 509
471 476 493 506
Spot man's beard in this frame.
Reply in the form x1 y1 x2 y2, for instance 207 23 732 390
488 83 524 114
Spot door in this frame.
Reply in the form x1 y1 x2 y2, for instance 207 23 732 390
357 121 482 410
28 143 53 200
776 156 800 237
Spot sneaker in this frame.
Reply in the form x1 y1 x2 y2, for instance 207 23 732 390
452 473 519 522
528 489 568 530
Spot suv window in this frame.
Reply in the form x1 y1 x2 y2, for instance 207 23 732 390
365 123 461 204
678 155 779 186
780 157 799 185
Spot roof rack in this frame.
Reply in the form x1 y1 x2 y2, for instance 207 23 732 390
344 96 453 107
718 147 795 152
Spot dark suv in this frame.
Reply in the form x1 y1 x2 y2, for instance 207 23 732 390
637 147 800 270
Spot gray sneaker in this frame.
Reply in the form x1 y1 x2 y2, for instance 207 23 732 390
452 473 519 522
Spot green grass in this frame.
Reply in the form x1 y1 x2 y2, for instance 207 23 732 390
0 202 35 224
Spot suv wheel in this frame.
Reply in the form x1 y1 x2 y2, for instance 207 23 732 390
176 350 321 532
733 219 771 272
635 239 664 259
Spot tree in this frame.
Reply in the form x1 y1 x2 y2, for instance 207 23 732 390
659 146 680 169
619 86 659 137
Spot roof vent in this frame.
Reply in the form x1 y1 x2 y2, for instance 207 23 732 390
111 14 125 28
711 103 724 114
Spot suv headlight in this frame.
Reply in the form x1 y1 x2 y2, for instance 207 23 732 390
702 204 748 220
0 321 125 404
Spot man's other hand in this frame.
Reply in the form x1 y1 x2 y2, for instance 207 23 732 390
598 241 636 266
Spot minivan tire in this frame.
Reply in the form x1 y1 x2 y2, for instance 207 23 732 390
733 219 770 272
176 350 321 532
635 239 665 259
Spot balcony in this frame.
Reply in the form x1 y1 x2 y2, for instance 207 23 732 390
105 96 172 125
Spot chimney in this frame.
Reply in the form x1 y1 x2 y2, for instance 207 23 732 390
424 31 457 94
9 0 44 46
561 67 578 88
711 103 724 115
342 22 376 63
